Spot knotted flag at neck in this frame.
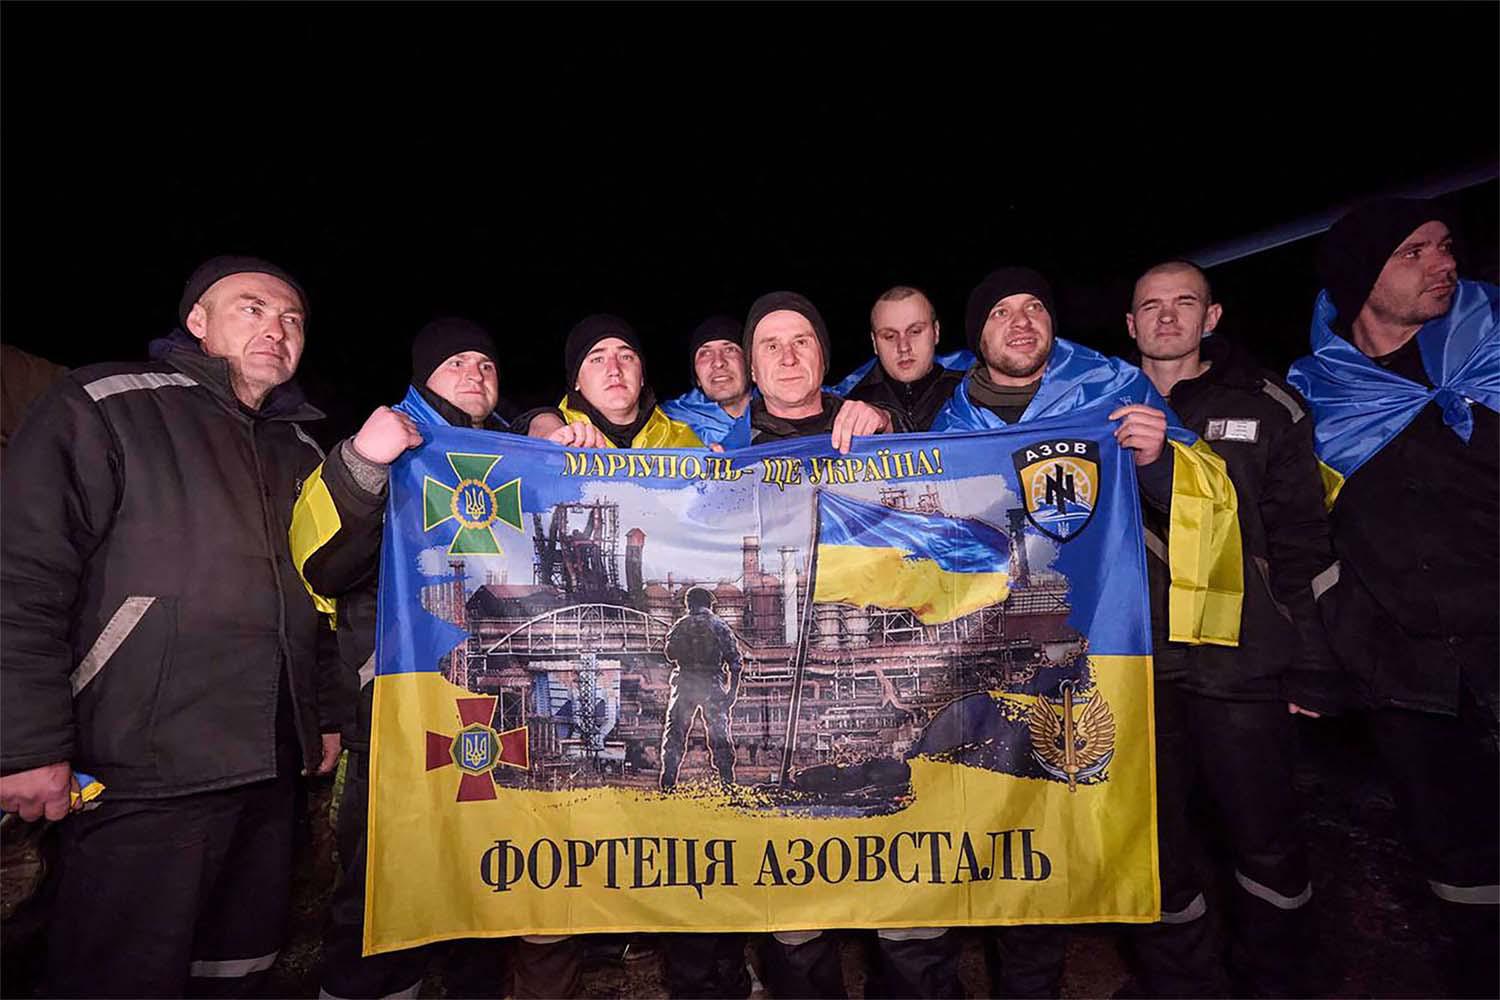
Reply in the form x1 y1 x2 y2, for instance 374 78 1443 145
1287 280 1499 508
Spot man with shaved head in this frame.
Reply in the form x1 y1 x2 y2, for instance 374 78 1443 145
1125 258 1338 996
1290 199 1498 997
844 285 967 430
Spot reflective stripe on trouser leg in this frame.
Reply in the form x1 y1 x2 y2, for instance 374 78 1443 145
189 951 280 978
772 929 824 945
1235 870 1313 910
1429 880 1500 905
877 926 949 941
1159 892 1207 924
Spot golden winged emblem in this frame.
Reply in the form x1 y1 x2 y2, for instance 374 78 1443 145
1028 683 1116 791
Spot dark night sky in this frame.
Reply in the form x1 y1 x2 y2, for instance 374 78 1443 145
3 4 1496 443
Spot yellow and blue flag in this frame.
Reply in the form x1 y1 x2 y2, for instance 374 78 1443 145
812 490 1009 624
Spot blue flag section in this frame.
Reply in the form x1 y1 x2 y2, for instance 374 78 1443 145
365 411 1163 950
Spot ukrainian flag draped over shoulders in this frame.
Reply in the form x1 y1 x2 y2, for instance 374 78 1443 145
932 337 1243 646
1287 280 1500 508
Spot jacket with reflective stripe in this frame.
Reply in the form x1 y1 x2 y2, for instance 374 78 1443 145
0 336 349 795
557 399 704 449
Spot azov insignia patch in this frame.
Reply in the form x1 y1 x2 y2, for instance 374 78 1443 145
1012 438 1099 541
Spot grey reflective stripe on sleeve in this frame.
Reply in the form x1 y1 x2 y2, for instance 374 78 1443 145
71 597 156 695
773 929 825 945
521 934 571 944
83 372 198 402
320 983 421 1000
1260 380 1306 423
1429 880 1500 904
189 950 279 978
877 926 950 941
1143 529 1168 563
1159 892 1207 924
1235 870 1313 909
359 653 377 689
293 423 326 460
1310 561 1341 600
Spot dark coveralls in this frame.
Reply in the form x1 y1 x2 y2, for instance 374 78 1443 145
1315 334 1498 998
660 608 740 790
1125 335 1341 998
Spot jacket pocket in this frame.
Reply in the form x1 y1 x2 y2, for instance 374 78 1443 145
73 596 177 769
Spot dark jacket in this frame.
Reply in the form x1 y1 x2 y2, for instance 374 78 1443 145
1139 336 1343 707
1316 336 1498 717
292 386 517 752
0 333 350 796
845 363 964 432
749 392 907 443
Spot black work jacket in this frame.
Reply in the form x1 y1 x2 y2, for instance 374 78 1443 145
1 333 350 795
1141 336 1344 708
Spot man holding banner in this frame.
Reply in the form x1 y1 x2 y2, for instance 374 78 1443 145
291 318 583 1000
932 265 1243 997
1289 198 1498 997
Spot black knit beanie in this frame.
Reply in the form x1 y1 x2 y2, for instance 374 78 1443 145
964 267 1056 354
1318 198 1453 329
564 314 646 387
410 317 500 388
743 291 832 370
688 314 743 385
178 255 307 326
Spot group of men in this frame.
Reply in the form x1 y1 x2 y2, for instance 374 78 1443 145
0 196 1494 999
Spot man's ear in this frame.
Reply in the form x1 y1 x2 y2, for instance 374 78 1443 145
869 332 878 355
1124 314 1139 341
932 319 941 345
185 302 209 341
1204 303 1223 333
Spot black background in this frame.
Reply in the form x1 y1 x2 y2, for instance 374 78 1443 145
3 4 1496 442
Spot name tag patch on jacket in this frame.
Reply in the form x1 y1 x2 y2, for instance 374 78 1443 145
1204 418 1259 443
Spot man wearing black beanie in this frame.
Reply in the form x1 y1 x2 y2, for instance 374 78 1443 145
524 314 704 449
1289 200 1498 998
1 255 342 997
742 290 903 454
291 320 587 999
660 315 755 448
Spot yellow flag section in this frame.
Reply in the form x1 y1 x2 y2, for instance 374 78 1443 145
363 655 1157 954
1164 438 1243 647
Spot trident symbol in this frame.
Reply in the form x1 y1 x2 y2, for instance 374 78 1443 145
463 486 488 522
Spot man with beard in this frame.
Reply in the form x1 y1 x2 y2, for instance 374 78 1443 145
525 314 704 449
1288 199 1498 998
843 285 969 431
0 256 346 997
661 314 754 448
1126 259 1339 996
291 318 584 999
931 266 1243 997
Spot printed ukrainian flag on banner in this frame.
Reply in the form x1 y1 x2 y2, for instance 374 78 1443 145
812 490 1009 624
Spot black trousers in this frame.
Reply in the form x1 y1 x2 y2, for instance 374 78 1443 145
47 774 297 998
1369 689 1499 999
661 932 751 998
1121 684 1310 998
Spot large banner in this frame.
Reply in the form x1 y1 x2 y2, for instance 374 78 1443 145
367 415 1160 954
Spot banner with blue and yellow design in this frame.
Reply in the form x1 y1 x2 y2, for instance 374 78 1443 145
366 413 1161 953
